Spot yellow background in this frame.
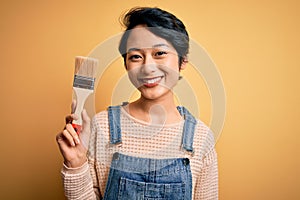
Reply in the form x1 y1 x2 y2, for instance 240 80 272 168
1 0 299 199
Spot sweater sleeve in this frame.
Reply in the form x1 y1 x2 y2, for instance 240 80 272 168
194 148 219 200
60 116 100 200
61 162 97 200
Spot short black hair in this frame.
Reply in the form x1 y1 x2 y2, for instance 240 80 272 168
118 7 189 66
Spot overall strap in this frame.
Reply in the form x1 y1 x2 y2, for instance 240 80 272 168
177 106 197 155
107 105 122 145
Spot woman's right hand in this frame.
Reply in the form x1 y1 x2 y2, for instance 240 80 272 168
56 101 91 168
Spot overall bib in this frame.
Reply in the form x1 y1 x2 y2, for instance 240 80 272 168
103 105 197 200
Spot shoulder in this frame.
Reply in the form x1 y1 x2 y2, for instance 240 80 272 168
91 110 109 130
194 119 216 159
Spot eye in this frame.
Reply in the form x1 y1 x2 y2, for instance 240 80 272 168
128 54 142 61
154 51 168 57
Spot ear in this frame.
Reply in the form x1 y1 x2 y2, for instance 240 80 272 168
179 57 188 71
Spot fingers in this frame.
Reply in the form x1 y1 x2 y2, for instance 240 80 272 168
60 124 81 147
61 103 89 148
65 114 79 125
66 123 81 145
65 115 73 124
56 128 87 168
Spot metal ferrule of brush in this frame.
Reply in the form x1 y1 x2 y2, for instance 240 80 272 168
73 75 95 90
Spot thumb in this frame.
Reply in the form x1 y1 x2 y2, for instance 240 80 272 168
79 109 91 149
81 109 91 128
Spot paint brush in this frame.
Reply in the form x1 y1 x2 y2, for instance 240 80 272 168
72 56 98 134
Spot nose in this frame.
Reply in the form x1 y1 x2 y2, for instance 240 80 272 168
142 55 157 74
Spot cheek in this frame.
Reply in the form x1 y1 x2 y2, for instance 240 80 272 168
163 57 180 72
164 67 180 86
159 63 180 79
127 68 141 88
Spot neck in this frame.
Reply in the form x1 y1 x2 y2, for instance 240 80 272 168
127 92 182 124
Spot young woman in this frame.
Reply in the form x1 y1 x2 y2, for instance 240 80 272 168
56 7 218 200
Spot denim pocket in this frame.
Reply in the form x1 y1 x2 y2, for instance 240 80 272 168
118 177 185 200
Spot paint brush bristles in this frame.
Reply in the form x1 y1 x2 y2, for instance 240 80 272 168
75 56 98 78
73 56 98 90
72 56 98 134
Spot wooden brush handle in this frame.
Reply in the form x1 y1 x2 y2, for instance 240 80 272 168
72 87 93 134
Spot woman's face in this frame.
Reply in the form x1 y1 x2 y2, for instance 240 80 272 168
125 25 186 101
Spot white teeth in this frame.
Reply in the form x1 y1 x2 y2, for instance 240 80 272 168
144 77 161 84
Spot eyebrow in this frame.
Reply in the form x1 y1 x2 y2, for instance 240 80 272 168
127 43 170 53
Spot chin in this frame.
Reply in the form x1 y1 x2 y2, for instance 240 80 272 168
140 89 171 101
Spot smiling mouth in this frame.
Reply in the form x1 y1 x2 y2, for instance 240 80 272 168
139 76 163 87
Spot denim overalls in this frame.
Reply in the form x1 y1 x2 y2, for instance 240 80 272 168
103 105 197 200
